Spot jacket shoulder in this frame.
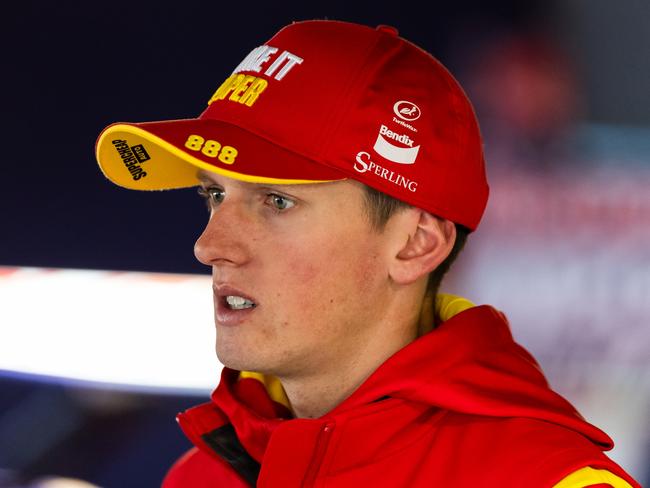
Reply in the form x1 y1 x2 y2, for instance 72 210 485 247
438 414 636 486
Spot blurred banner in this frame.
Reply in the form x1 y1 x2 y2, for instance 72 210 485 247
444 125 650 481
0 267 218 393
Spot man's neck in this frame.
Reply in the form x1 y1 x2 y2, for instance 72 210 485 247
279 294 424 419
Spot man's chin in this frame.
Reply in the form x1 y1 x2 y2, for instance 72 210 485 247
216 347 265 373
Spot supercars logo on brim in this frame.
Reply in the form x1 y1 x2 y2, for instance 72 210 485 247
112 139 148 181
130 144 151 163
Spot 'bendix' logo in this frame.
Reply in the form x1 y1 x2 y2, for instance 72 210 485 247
373 125 420 164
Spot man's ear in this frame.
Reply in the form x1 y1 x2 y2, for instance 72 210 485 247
389 211 456 286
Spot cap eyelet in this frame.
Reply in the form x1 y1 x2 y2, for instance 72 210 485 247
376 24 399 36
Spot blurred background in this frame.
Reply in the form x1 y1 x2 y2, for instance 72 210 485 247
1 0 648 486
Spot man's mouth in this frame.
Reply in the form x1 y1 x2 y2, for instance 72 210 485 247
225 295 257 310
213 284 259 325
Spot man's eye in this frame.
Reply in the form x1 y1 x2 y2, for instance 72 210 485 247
266 193 295 211
197 186 225 209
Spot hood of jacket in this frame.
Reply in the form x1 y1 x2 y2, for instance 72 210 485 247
178 296 612 468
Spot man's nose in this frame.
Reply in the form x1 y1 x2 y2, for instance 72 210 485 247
194 204 251 267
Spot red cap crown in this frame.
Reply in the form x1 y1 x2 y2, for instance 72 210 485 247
96 20 489 230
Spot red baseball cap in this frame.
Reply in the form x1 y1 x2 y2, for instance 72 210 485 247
95 20 489 230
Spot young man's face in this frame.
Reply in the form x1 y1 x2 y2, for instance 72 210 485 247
194 171 396 380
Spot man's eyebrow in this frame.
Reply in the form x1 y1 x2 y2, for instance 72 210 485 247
256 183 302 192
196 169 218 185
195 170 313 192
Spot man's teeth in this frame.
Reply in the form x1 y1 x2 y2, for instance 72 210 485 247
225 295 256 310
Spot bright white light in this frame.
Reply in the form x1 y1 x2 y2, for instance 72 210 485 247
0 266 221 392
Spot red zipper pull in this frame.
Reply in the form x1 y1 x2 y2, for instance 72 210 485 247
302 422 335 487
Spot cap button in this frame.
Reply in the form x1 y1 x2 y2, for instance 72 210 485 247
376 24 399 36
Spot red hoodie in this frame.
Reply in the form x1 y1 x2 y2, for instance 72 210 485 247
163 304 640 487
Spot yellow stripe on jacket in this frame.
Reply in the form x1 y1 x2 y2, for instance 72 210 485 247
553 466 634 488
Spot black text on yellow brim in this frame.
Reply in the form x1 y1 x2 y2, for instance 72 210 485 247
95 119 346 191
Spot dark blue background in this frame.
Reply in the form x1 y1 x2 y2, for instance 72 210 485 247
1 1 546 486
1 0 538 273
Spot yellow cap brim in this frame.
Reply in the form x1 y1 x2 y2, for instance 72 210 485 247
95 118 346 190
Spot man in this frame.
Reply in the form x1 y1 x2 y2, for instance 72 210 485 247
95 20 639 487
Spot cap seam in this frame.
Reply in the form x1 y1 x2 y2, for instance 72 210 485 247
314 31 390 159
